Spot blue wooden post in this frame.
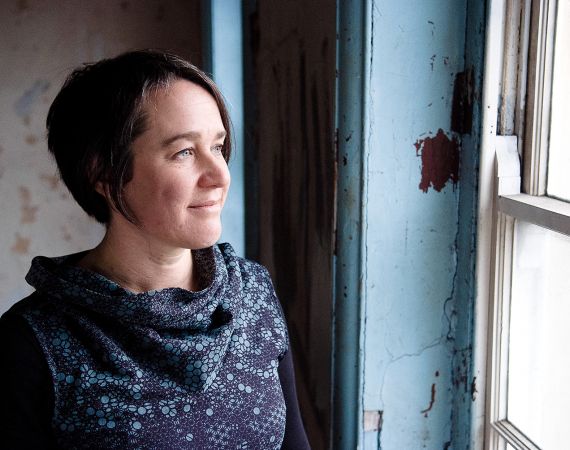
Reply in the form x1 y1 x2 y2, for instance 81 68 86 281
333 0 369 448
202 0 246 256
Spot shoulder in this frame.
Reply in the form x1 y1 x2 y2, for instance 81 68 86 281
2 291 47 317
0 292 50 370
0 295 56 448
1 292 54 332
1 291 57 333
1 291 47 344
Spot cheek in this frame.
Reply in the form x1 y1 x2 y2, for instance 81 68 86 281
127 170 191 214
157 181 189 204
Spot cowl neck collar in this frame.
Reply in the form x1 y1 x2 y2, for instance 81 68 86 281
25 244 242 332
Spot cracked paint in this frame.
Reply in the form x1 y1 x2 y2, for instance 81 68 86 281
414 128 460 193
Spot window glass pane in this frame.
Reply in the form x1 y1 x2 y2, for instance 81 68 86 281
547 0 570 200
508 220 570 449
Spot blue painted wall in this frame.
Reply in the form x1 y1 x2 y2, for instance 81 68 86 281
358 1 483 448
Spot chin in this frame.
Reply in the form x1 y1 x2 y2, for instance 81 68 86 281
188 227 222 250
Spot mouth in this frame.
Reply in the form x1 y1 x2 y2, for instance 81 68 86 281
188 200 221 210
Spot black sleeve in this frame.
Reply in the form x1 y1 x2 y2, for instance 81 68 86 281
0 312 57 449
278 347 311 449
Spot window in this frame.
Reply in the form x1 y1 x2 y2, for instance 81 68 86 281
484 0 570 449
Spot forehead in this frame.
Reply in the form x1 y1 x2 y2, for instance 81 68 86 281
142 79 224 131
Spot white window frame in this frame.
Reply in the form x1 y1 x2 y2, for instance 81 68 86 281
473 0 570 449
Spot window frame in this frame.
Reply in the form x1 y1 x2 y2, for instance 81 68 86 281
476 0 570 449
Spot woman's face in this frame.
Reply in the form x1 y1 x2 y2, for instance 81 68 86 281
117 79 230 250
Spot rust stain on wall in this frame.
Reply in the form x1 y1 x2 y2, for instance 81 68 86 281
420 383 437 417
19 186 38 224
11 233 30 254
414 128 459 193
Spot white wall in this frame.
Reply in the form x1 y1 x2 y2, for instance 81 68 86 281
0 0 202 313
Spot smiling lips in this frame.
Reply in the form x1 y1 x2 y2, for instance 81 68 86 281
188 200 220 210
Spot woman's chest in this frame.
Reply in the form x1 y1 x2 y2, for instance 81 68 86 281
53 356 286 449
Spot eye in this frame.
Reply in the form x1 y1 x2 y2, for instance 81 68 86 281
212 144 224 155
175 148 194 159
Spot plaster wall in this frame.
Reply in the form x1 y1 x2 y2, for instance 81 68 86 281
0 0 202 313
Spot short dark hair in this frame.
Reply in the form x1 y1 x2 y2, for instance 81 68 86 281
46 49 232 224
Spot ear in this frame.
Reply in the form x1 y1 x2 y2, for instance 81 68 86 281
95 181 109 198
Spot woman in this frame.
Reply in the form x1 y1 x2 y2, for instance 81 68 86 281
0 50 310 449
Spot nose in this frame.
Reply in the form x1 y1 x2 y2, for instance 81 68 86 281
198 151 231 189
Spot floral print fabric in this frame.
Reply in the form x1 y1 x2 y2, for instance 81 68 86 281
21 243 288 449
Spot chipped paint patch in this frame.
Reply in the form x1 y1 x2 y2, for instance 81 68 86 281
14 80 50 119
40 173 60 190
451 67 474 134
11 233 30 254
19 186 38 224
414 128 459 193
25 134 38 145
61 225 72 242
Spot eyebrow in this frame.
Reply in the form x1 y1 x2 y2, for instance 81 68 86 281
161 130 227 147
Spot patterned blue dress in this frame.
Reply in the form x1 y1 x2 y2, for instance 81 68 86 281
14 243 289 449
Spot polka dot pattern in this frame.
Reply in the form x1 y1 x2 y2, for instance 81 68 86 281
21 244 288 449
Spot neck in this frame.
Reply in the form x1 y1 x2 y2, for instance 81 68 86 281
78 220 197 294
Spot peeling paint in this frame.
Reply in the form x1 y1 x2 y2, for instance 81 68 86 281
14 80 50 119
40 173 60 190
25 134 38 145
11 233 30 254
451 346 472 394
18 186 38 224
451 67 474 134
61 225 72 242
414 128 459 193
427 20 435 37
